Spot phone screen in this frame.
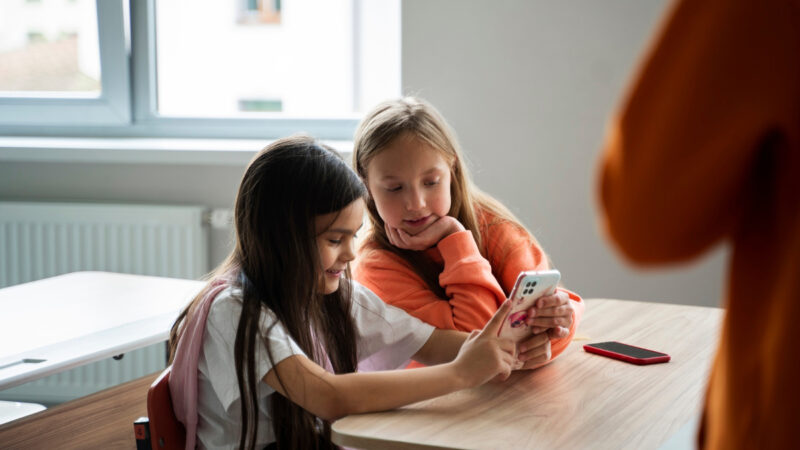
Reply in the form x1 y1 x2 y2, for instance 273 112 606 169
587 341 667 359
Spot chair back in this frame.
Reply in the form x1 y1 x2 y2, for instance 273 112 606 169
147 366 186 450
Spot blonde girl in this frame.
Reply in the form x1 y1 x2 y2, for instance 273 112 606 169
352 97 584 367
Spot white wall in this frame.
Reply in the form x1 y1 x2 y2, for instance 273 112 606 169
0 1 730 307
400 0 728 307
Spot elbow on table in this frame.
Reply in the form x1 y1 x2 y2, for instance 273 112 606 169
313 388 350 422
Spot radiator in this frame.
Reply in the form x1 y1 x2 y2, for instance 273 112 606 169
0 201 210 404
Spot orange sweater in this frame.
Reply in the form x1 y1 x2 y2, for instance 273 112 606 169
354 211 583 364
599 1 800 448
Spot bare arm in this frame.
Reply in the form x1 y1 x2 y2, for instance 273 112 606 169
263 301 514 422
411 328 466 365
356 225 506 332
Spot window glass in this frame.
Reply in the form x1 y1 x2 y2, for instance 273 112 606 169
155 0 399 117
0 0 100 96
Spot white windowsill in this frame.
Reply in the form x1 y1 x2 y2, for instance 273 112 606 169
0 136 354 166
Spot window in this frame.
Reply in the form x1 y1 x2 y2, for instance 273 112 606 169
240 0 282 25
0 0 401 140
0 0 129 127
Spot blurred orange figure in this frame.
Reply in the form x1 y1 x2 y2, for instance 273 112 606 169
598 0 800 448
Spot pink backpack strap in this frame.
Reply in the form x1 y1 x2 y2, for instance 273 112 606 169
169 279 228 450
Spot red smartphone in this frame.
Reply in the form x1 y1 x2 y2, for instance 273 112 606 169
583 341 670 365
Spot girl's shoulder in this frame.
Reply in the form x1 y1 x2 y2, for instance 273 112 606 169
205 284 280 331
475 205 527 239
350 279 420 312
349 279 393 306
204 284 245 329
474 202 540 264
349 280 378 305
208 284 242 308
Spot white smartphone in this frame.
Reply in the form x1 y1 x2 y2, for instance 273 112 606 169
498 269 561 342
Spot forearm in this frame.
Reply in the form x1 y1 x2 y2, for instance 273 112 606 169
332 363 467 419
412 329 466 366
267 355 468 422
439 231 506 330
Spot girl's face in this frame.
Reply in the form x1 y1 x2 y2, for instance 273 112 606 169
315 198 365 294
365 133 453 236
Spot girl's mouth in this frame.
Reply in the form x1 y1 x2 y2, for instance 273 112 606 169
403 215 431 228
325 269 343 278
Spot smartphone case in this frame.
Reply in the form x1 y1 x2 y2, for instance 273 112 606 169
498 270 561 342
583 341 671 365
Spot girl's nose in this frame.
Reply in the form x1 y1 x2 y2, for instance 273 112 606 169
405 187 425 211
342 240 357 262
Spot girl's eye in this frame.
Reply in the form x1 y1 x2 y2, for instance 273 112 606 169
386 186 402 192
328 239 342 245
424 180 440 187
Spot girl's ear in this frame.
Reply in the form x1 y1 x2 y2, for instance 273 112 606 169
450 158 459 176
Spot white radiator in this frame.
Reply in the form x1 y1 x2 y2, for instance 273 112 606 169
0 201 210 404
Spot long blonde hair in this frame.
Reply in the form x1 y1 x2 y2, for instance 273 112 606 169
353 97 535 297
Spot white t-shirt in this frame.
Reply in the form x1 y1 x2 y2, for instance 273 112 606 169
195 281 435 449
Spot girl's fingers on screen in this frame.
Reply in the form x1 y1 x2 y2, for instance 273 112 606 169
482 300 511 337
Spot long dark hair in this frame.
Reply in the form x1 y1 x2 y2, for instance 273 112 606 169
170 135 365 449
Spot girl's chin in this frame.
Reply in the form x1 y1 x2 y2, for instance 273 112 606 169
322 281 340 294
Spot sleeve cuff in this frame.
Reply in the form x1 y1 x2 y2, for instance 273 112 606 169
437 230 482 262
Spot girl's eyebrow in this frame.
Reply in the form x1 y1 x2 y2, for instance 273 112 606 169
326 223 364 235
380 167 442 180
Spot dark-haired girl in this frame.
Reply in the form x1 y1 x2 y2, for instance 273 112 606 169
167 135 517 450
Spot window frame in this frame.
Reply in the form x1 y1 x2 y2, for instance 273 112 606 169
0 0 362 141
0 0 131 127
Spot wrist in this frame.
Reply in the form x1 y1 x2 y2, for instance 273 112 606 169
445 359 474 390
446 217 466 236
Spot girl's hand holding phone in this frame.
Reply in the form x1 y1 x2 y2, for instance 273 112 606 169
385 216 465 251
526 290 575 337
453 301 516 386
516 332 552 370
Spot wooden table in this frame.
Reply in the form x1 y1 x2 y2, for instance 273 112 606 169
332 299 723 450
0 372 157 449
0 271 204 391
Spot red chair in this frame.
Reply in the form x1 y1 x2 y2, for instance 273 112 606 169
147 366 186 450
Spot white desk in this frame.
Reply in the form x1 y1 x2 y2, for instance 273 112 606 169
0 400 46 425
0 271 204 391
